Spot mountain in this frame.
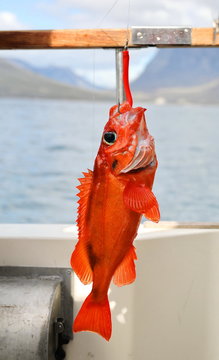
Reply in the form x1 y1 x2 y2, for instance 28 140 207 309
135 77 219 105
0 58 112 100
132 48 219 92
1 48 219 104
10 59 94 89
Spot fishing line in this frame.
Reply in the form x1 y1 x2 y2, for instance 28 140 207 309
91 49 96 161
126 0 131 42
124 0 133 106
96 0 121 27
90 0 133 158
90 0 123 161
117 0 132 109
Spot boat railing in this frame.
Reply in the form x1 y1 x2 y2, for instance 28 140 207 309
0 26 219 50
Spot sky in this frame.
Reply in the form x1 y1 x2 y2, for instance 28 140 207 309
0 0 218 88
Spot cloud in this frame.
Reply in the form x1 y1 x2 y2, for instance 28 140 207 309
33 0 218 87
1 0 218 87
0 11 26 30
44 0 218 28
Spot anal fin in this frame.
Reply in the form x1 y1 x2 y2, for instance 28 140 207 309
113 245 137 287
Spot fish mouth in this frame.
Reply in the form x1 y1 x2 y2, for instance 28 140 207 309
120 111 155 174
121 142 155 173
127 159 156 173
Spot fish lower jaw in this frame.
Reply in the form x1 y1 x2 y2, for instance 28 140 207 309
123 159 155 174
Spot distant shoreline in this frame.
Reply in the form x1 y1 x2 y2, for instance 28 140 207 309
0 96 219 107
0 56 219 105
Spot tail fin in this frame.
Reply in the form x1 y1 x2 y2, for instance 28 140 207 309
73 292 112 341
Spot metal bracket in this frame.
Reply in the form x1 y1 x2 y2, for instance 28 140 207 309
132 26 191 46
54 317 71 360
115 48 125 106
213 18 219 43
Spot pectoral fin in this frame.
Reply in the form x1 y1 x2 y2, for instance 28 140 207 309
123 182 160 223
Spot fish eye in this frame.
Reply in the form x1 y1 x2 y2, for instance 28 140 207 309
103 132 117 145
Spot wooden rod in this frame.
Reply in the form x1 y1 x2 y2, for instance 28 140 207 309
0 29 130 49
0 28 218 49
192 28 219 46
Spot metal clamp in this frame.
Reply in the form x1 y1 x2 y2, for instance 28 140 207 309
213 17 219 43
115 48 125 106
131 26 191 46
54 318 70 360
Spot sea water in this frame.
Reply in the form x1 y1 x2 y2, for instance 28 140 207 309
0 98 218 223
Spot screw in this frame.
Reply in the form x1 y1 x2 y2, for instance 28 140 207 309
156 36 161 41
55 320 64 334
137 31 143 39
57 322 64 333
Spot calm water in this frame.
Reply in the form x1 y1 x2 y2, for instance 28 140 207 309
0 98 218 223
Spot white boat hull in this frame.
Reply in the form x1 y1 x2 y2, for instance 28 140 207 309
0 223 219 360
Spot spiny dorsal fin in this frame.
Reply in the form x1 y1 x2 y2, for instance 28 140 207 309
76 170 93 239
70 170 93 284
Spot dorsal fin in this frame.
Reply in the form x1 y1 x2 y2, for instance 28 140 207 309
70 170 93 284
76 170 93 240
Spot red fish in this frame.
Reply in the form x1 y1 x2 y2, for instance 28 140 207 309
71 101 160 341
